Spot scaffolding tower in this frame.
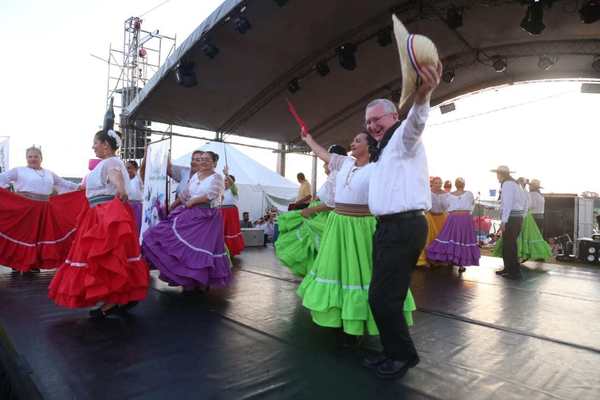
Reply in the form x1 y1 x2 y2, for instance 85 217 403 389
105 17 176 160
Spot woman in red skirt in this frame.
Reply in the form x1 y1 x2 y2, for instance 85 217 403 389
220 167 245 256
0 146 85 272
49 130 149 318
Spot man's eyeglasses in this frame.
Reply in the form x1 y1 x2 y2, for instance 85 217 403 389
365 113 392 128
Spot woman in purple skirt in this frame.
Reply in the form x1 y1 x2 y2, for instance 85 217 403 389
426 177 480 273
142 151 231 290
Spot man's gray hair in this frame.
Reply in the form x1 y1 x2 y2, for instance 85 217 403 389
366 98 397 114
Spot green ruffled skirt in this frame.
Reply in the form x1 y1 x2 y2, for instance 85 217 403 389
493 213 552 261
297 212 416 336
275 201 329 276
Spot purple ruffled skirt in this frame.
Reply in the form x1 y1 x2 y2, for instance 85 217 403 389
142 205 231 289
426 213 480 267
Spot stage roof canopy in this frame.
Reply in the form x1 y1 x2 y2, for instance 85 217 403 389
125 0 600 146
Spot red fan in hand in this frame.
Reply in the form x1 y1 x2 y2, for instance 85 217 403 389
285 98 308 137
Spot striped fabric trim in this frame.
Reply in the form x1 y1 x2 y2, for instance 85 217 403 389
432 239 479 247
406 34 422 86
66 256 142 268
0 228 77 247
172 215 228 257
224 232 242 239
307 271 369 291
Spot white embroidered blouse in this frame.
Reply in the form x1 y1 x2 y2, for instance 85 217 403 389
0 166 78 195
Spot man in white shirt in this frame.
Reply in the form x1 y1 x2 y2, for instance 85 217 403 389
492 165 528 279
363 62 442 379
528 179 545 235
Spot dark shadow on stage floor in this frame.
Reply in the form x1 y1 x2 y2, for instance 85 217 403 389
1 249 599 400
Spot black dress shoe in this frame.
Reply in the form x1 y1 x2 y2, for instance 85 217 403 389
362 353 388 369
376 355 420 380
502 272 523 280
89 305 119 319
118 301 139 313
458 266 466 273
495 268 509 275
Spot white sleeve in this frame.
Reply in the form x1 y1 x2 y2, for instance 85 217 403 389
0 168 18 188
204 174 224 201
328 154 350 173
171 165 187 182
388 103 430 153
501 184 514 223
467 191 475 212
50 171 79 193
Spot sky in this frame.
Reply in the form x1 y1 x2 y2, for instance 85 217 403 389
1 1 599 198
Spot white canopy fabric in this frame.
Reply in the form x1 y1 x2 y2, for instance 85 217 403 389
173 141 298 220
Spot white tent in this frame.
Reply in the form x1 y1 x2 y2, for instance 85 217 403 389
173 141 298 220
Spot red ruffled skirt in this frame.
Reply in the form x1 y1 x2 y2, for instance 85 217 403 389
0 188 86 271
49 198 149 308
220 206 245 256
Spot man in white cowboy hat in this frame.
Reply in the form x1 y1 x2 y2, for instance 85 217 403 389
363 15 442 380
528 179 545 235
492 165 528 279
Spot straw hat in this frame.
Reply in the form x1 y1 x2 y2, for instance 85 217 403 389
529 179 543 189
392 15 440 112
489 165 515 174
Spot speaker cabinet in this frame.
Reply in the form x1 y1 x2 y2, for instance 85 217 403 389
578 239 600 265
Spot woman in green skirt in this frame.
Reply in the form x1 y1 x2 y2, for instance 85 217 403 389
297 129 416 340
493 180 552 261
275 145 347 276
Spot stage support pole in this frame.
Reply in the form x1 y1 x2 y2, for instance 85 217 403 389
311 154 317 197
276 143 286 177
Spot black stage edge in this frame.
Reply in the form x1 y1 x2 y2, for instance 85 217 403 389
1 251 600 399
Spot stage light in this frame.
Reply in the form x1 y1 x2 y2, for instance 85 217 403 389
442 69 455 83
201 42 219 59
521 0 545 35
336 43 357 71
175 61 197 88
274 0 288 6
315 61 330 77
579 0 600 23
288 78 300 94
376 26 393 47
537 55 555 70
440 102 456 114
593 56 600 71
446 5 463 29
234 16 251 34
492 56 507 72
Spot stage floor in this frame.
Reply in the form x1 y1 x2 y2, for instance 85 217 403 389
1 249 599 400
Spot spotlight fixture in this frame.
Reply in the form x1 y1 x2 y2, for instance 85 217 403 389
376 26 393 47
175 61 197 88
336 43 357 71
201 41 219 59
521 0 545 35
537 55 555 70
274 0 289 6
288 78 300 94
315 61 330 77
440 102 456 114
234 16 251 34
579 0 600 24
446 5 463 29
491 56 507 72
442 69 455 83
593 56 600 72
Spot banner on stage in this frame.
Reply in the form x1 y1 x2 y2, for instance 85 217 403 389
140 140 169 243
0 137 8 173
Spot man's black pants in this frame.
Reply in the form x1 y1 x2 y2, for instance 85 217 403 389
502 216 523 273
368 214 427 360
